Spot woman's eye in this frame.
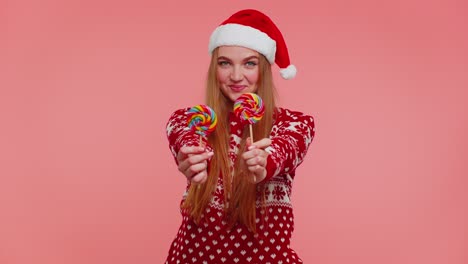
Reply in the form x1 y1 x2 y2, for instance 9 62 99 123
218 61 230 66
245 61 257 67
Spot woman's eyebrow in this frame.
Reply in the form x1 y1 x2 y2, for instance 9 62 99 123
217 55 259 61
243 55 259 61
217 56 231 61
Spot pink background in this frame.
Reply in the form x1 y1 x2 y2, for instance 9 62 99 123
2 0 467 263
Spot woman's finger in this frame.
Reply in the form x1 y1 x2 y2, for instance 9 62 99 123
249 138 271 150
184 161 208 178
245 156 266 167
191 170 208 184
187 152 213 165
177 146 205 161
242 148 268 161
181 146 206 155
178 151 213 174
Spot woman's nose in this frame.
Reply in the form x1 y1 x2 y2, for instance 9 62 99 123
230 66 243 82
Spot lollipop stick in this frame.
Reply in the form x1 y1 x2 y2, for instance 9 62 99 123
198 135 206 189
249 124 256 183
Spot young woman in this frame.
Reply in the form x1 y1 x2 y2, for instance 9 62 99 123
165 9 315 263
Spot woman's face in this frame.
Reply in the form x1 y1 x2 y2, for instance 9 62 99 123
216 46 260 102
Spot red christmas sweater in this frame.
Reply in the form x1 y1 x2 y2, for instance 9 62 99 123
165 107 315 264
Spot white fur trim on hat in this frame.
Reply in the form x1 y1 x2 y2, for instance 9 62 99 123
208 23 277 63
279 64 297 79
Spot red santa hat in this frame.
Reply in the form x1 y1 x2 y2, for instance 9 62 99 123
208 9 297 80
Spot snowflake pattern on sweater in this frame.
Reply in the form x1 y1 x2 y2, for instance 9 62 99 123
165 107 315 264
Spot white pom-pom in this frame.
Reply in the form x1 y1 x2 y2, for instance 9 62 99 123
279 65 297 79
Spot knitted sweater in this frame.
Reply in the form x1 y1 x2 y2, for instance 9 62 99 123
165 107 315 264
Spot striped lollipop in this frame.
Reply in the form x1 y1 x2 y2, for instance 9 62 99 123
233 93 265 125
187 105 217 143
233 93 265 183
233 93 265 146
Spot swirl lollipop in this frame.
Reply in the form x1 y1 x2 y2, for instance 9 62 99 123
233 93 265 141
187 105 217 146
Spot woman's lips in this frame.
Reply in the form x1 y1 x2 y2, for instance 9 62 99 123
229 85 246 92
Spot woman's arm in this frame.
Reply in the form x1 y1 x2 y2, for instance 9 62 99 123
166 108 213 183
263 108 316 181
166 108 199 162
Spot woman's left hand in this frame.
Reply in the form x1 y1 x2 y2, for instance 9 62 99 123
242 137 271 183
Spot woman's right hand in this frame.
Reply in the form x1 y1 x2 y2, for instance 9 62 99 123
176 146 214 184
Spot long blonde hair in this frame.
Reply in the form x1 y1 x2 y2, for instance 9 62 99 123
182 47 277 232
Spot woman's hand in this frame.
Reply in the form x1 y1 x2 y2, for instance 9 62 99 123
176 146 214 184
242 138 271 183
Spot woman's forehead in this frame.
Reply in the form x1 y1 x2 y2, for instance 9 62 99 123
217 46 259 59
